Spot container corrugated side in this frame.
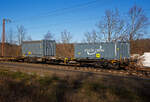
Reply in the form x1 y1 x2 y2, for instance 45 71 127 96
74 42 130 60
116 42 130 59
22 41 43 57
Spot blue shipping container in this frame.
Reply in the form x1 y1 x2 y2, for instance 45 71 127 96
22 40 56 57
74 42 130 60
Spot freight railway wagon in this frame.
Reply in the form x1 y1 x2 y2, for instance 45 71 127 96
74 42 130 67
21 40 130 68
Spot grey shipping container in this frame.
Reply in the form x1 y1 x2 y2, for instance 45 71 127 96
74 42 130 60
22 40 56 57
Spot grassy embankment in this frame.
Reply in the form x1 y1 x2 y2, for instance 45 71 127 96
0 69 150 102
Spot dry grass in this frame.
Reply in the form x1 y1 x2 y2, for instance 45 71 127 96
0 69 150 102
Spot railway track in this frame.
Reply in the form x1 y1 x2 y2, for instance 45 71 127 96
0 61 150 79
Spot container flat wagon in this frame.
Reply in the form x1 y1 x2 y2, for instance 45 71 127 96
74 42 130 68
20 40 130 68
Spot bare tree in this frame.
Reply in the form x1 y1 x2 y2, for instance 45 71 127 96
6 28 14 44
60 30 72 43
17 25 26 45
44 31 53 40
97 9 126 42
127 5 149 41
83 30 98 43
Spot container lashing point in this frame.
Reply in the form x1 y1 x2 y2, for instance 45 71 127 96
64 58 68 64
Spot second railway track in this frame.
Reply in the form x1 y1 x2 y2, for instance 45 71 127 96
0 61 150 79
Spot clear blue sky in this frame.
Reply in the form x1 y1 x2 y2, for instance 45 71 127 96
0 0 150 42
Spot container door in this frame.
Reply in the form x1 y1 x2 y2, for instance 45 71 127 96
116 42 129 59
42 40 56 57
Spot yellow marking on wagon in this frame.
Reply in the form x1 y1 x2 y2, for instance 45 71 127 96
96 53 101 58
28 51 32 55
78 52 81 55
64 58 68 64
111 60 117 63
